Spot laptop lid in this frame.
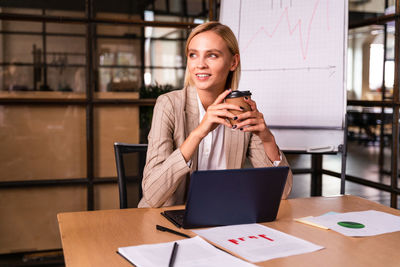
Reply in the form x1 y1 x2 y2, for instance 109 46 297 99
182 166 289 229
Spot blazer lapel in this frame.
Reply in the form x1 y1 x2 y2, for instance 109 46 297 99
185 86 199 170
225 127 245 169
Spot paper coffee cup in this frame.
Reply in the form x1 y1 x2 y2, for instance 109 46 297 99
225 90 252 125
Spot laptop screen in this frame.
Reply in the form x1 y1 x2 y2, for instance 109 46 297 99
177 166 289 228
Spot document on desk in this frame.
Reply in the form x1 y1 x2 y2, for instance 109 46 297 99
193 223 324 263
306 210 400 237
117 236 255 267
295 211 340 229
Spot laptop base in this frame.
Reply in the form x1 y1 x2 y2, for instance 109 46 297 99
161 209 185 228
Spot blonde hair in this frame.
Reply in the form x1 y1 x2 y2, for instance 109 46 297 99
184 21 241 90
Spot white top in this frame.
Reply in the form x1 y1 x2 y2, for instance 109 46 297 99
197 93 227 171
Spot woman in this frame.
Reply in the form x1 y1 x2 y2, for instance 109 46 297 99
138 21 292 208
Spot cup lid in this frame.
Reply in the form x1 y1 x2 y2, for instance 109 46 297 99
225 90 252 99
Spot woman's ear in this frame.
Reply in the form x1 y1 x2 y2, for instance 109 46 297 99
230 54 240 71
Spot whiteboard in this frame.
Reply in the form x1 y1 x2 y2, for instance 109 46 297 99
220 0 348 151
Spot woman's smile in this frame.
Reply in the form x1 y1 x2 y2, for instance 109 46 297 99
196 73 211 80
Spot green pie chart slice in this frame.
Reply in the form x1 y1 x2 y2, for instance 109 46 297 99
337 221 365 229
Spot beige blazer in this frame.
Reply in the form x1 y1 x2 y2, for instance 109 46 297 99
138 86 293 208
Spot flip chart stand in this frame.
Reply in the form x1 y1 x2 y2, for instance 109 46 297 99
286 115 348 196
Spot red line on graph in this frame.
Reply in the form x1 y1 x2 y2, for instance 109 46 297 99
242 0 328 60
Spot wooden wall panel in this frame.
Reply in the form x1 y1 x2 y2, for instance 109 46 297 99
94 104 140 178
94 184 119 210
0 186 86 254
0 105 86 181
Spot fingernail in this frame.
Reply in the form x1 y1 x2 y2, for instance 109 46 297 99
244 96 248 100
232 125 237 129
233 116 238 120
240 106 245 110
240 128 243 131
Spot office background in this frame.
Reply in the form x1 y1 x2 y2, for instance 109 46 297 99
0 0 399 266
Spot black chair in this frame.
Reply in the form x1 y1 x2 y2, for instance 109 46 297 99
114 142 147 209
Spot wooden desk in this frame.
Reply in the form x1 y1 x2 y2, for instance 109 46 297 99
58 195 400 267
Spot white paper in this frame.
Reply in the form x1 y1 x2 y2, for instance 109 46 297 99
306 210 400 237
118 236 256 267
295 211 340 229
193 224 324 263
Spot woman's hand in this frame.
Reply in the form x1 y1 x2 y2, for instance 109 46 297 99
180 89 242 162
233 98 273 140
234 97 280 161
194 89 243 139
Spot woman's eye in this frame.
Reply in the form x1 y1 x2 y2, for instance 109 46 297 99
189 53 197 58
209 53 217 58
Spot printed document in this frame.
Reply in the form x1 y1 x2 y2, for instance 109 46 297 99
295 211 340 229
117 236 255 267
193 223 324 263
306 210 400 237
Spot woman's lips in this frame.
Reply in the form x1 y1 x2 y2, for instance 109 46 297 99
196 73 211 80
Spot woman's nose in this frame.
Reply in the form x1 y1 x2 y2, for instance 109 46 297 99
197 56 207 69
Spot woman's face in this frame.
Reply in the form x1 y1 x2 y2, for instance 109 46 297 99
187 30 238 93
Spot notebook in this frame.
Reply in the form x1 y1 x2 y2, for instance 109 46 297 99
161 166 289 229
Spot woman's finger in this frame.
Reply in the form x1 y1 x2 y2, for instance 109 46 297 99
238 125 261 132
210 102 243 112
244 97 257 111
213 89 232 105
212 117 233 128
209 109 237 119
236 110 260 121
234 118 262 129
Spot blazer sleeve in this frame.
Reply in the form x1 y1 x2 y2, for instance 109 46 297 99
141 94 191 208
247 134 293 199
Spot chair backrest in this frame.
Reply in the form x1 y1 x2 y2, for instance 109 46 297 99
114 142 148 209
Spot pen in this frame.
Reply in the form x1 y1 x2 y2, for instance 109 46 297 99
168 242 178 267
156 224 191 238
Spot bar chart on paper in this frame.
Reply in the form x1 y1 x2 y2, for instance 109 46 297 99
220 0 347 129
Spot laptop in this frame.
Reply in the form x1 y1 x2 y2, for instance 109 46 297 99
161 166 289 229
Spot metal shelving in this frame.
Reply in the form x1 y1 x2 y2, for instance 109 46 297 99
0 0 209 212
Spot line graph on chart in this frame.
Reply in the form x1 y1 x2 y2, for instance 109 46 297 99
238 0 336 76
221 0 346 128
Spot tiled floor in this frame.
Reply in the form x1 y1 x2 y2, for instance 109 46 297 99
286 140 400 208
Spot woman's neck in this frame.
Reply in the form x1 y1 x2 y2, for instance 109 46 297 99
196 87 225 110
